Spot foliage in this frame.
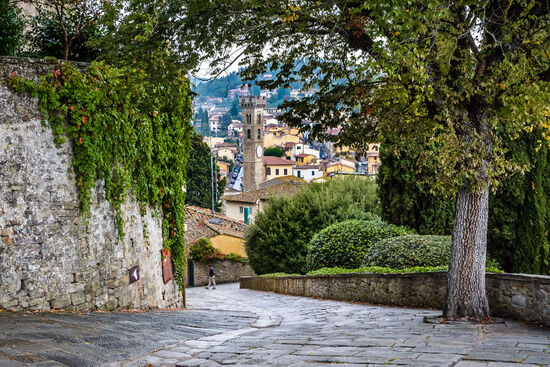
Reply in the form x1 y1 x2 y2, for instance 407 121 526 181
25 4 104 62
488 132 550 274
200 109 210 136
378 142 454 235
229 98 240 117
185 132 225 211
380 131 549 274
29 0 111 60
263 147 284 157
194 71 243 98
259 265 503 277
259 272 300 277
189 238 224 262
4 56 193 290
307 220 412 271
363 235 451 269
0 1 24 56
189 238 248 262
244 176 380 275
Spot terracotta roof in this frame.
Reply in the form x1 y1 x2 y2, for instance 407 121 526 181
295 153 313 158
263 156 294 166
184 206 245 244
223 182 304 204
283 142 298 147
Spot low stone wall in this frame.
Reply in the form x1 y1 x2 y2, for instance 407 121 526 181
192 260 255 286
240 272 550 326
0 57 183 311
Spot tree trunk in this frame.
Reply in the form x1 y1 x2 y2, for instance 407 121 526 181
444 186 491 321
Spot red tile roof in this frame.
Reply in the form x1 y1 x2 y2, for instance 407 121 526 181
263 156 294 166
223 182 304 204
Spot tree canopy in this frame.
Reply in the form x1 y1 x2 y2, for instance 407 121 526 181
179 0 549 321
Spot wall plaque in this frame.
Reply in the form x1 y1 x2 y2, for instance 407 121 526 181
162 248 173 284
129 266 140 284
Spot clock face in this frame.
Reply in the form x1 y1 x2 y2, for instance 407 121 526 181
256 145 263 158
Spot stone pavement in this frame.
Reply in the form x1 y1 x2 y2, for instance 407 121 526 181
0 283 548 366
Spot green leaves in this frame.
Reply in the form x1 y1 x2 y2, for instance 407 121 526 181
307 220 413 271
5 58 193 290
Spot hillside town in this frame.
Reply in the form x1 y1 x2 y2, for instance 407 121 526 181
1 1 549 366
194 83 381 222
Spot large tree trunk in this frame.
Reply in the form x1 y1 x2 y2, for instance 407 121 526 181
444 186 490 321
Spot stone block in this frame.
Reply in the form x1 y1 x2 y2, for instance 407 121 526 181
511 294 527 307
71 291 86 305
51 295 71 309
2 237 13 246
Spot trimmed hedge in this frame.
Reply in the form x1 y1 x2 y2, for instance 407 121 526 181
306 220 412 271
363 235 451 269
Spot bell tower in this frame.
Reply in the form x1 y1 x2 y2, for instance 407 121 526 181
240 96 266 192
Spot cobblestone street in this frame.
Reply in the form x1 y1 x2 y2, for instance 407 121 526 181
0 282 548 366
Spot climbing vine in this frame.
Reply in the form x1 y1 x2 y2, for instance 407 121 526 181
5 57 193 291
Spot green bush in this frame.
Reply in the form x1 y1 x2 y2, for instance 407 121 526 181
306 220 412 271
0 1 24 56
259 265 503 277
245 176 380 275
189 238 224 262
363 235 451 269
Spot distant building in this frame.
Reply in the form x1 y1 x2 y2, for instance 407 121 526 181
217 161 231 177
184 206 246 257
295 154 317 166
216 148 236 162
223 180 304 223
367 152 381 175
228 85 250 99
293 165 323 182
264 156 294 180
291 143 320 160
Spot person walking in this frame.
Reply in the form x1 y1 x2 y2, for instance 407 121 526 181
206 264 216 289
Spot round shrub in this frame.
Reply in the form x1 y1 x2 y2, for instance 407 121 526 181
244 176 380 275
306 220 412 271
189 237 223 262
363 235 451 269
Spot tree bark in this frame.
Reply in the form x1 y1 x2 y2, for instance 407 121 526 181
444 186 491 321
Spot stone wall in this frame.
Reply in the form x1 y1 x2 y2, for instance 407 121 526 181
192 260 255 286
0 57 184 311
240 272 550 326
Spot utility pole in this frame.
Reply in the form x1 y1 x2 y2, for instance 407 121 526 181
209 135 215 214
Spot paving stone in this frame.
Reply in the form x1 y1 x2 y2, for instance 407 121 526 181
1 283 550 366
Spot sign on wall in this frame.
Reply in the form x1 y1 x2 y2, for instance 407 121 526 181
162 248 173 284
129 266 140 284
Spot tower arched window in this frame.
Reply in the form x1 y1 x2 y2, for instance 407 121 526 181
257 129 261 139
257 114 262 125
246 114 251 124
247 129 251 139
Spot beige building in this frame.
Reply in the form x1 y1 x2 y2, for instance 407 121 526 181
216 147 236 161
263 133 300 149
184 206 247 257
223 180 304 223
263 156 294 180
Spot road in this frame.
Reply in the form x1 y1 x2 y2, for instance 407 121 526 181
0 283 548 366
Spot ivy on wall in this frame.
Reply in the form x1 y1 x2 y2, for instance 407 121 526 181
5 57 193 290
